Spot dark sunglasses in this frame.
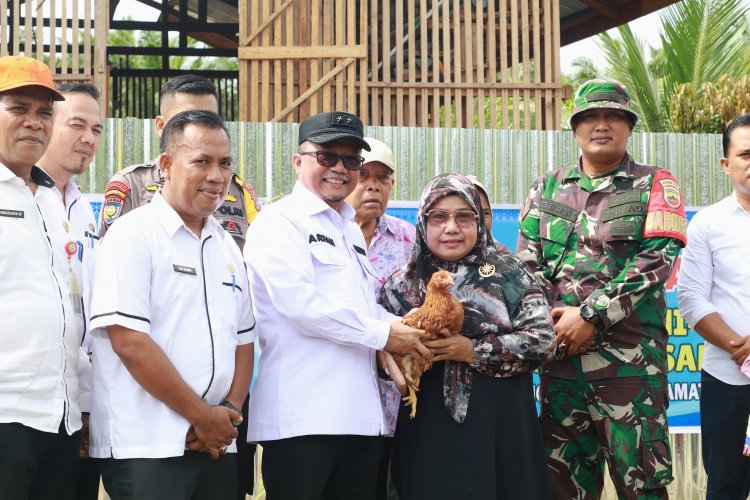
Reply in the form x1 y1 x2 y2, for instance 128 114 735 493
299 151 365 171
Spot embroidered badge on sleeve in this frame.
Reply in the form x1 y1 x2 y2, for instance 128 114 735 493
643 169 687 246
102 180 130 226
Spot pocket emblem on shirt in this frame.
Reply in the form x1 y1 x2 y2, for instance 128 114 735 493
222 219 242 236
595 295 611 309
479 263 496 277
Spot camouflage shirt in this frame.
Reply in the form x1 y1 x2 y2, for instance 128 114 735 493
98 160 261 251
517 154 687 380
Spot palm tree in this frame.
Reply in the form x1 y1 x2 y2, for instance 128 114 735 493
597 0 750 132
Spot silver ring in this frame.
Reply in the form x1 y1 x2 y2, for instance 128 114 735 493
559 343 568 350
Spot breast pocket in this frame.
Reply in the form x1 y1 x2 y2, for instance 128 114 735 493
217 278 246 343
602 216 644 277
309 243 351 299
539 213 574 276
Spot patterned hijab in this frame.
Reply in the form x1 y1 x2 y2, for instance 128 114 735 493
380 173 539 422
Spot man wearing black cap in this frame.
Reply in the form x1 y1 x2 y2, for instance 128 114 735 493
243 111 429 499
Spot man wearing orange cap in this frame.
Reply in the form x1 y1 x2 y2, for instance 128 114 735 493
0 56 84 499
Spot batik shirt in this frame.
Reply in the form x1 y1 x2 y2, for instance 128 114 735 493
367 213 415 435
380 173 556 423
369 214 416 286
517 155 687 380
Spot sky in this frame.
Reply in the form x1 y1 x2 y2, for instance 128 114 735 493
114 0 160 21
113 0 667 77
559 9 666 75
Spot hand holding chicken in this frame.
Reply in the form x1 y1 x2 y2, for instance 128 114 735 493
393 270 464 418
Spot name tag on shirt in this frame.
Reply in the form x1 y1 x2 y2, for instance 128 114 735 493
173 264 197 275
0 209 24 218
309 233 335 247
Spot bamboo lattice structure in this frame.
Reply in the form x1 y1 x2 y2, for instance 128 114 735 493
239 0 563 130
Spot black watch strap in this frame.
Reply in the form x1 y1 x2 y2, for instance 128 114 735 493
580 304 603 329
220 400 243 427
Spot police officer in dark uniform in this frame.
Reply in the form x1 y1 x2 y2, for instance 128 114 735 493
98 74 261 250
98 75 260 500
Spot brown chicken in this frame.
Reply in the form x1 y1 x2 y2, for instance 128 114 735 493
397 270 464 418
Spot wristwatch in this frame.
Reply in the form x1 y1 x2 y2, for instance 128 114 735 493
220 400 243 428
580 303 604 329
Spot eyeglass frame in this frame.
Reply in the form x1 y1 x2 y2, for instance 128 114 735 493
298 150 365 171
424 209 479 229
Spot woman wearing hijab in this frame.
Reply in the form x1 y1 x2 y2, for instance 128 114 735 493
379 173 556 500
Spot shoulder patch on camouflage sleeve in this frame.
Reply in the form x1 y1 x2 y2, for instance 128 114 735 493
643 169 687 246
102 180 130 226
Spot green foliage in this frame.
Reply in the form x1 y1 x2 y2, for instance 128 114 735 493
597 0 750 132
560 57 600 129
598 26 663 131
568 57 600 90
108 18 238 71
670 75 750 133
108 18 239 118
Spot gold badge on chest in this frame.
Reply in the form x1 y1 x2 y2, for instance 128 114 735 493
478 263 495 277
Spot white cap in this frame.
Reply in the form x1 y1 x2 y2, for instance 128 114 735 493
362 137 396 172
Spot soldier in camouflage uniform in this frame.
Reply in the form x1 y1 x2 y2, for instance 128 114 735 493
517 79 687 499
98 74 261 250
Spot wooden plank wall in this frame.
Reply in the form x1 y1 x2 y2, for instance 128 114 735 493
239 0 564 130
0 0 108 113
369 0 563 130
238 0 367 123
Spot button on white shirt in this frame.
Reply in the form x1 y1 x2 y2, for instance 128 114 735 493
89 192 255 459
678 193 750 385
0 163 81 434
244 183 396 442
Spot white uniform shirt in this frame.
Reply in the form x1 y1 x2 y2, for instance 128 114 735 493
678 193 750 385
49 177 99 412
89 192 255 459
244 182 396 442
51 179 98 333
0 163 81 434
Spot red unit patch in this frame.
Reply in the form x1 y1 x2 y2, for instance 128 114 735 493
643 169 687 246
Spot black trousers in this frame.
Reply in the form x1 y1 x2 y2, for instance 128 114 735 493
376 437 393 500
101 451 237 500
75 457 101 500
701 370 750 500
236 397 256 500
261 434 384 500
0 420 81 500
